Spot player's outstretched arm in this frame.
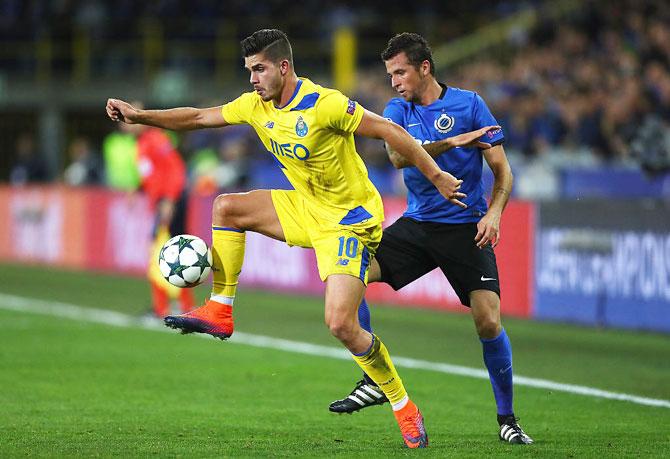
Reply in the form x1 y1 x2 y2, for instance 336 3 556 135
356 109 467 208
106 99 229 131
384 125 500 169
474 144 513 249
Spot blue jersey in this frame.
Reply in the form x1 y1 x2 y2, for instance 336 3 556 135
383 85 504 223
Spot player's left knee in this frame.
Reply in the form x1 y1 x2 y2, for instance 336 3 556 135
213 193 235 219
212 193 245 227
475 316 501 339
470 290 502 338
325 315 357 343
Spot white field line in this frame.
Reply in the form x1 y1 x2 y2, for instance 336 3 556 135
1 293 668 410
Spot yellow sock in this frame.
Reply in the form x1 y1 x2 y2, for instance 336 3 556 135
210 227 246 304
351 334 407 404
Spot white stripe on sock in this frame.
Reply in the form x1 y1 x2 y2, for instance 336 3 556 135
210 294 234 306
391 395 409 411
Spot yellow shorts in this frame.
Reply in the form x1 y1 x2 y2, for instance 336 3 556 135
271 189 382 283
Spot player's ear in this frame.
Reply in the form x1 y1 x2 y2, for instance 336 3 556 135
422 60 431 77
279 59 290 76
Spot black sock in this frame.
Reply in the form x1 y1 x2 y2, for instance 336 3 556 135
497 413 515 426
363 372 376 386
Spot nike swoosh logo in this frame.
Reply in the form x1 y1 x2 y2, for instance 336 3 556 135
407 123 421 127
499 364 512 374
481 276 497 281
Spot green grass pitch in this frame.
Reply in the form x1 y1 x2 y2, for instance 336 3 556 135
0 263 668 457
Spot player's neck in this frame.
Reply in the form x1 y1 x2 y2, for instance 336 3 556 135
417 78 443 106
276 74 300 107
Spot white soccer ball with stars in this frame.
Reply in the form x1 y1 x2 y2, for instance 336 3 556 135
158 234 213 288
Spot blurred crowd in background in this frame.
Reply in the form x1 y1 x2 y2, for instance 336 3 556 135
454 0 670 165
3 0 670 199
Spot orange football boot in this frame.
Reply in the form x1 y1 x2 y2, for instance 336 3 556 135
164 299 233 340
394 400 428 448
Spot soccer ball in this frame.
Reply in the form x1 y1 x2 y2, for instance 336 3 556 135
158 234 213 288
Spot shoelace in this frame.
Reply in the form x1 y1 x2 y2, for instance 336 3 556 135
504 418 527 437
349 380 367 394
399 413 422 439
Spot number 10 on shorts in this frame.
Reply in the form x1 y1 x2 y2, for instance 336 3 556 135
338 236 359 258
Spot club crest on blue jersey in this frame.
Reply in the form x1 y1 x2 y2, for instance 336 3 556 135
295 116 308 137
434 113 455 133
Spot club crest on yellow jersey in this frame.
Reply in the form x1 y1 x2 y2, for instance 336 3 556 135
295 115 308 137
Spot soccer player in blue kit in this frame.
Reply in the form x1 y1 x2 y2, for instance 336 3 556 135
329 33 534 445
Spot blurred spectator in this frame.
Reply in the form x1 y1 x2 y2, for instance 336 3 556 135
102 127 140 191
184 124 258 195
9 133 48 185
449 0 670 166
630 114 670 176
3 0 670 199
213 126 251 190
63 136 104 186
181 125 223 196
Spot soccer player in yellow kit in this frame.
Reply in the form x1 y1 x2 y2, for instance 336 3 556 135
106 29 466 449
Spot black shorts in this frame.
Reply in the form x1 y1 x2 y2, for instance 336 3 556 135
376 217 500 307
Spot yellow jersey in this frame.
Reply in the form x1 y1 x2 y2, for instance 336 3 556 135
221 78 383 226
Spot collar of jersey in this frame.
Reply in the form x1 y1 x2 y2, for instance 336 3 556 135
411 82 449 109
274 79 304 110
438 83 448 99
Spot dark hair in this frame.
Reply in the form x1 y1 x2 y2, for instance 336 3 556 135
241 29 293 66
381 32 435 75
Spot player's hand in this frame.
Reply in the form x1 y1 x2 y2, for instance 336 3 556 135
449 125 500 150
106 98 140 124
433 171 467 208
474 211 501 249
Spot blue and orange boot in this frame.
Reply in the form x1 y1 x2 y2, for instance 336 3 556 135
394 400 428 448
164 299 233 340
